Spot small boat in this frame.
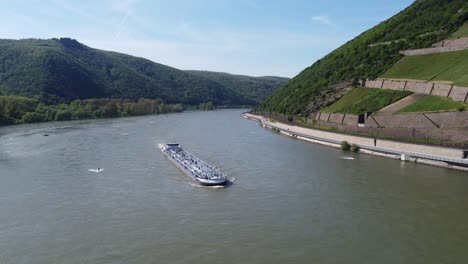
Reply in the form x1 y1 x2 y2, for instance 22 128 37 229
160 143 228 186
88 168 104 173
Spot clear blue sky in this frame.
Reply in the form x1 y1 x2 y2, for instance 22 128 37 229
0 0 413 77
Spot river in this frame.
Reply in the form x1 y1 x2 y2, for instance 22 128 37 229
0 109 467 264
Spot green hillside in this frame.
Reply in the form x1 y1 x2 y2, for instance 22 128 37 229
186 70 289 103
322 88 411 115
0 38 256 106
397 95 468 113
255 0 468 115
381 49 468 86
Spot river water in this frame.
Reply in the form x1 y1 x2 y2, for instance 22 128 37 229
0 109 467 264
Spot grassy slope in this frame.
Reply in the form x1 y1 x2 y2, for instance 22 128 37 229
450 21 468 38
397 95 468 113
185 70 289 103
255 0 468 115
0 38 255 105
322 88 411 115
381 49 468 86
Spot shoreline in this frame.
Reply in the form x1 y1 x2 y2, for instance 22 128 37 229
242 112 468 172
0 107 250 128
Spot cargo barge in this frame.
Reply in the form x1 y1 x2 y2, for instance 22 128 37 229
160 143 228 186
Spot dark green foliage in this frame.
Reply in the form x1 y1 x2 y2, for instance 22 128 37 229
186 71 289 103
170 104 184 113
341 141 351 151
0 95 185 126
54 110 72 121
0 38 255 106
350 144 360 153
198 102 214 111
255 0 468 115
22 112 47 123
0 96 38 120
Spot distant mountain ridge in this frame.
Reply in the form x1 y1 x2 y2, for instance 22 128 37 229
0 38 285 105
186 70 289 103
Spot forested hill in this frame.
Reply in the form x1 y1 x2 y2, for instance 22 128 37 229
255 0 468 115
186 71 289 103
0 38 280 106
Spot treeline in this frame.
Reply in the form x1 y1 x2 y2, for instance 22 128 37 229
195 102 251 110
0 96 184 126
198 102 214 110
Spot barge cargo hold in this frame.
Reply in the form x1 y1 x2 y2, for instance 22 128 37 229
160 143 228 186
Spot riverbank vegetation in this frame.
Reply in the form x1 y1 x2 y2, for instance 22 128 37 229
198 102 214 111
0 95 185 126
321 88 411 114
340 141 360 153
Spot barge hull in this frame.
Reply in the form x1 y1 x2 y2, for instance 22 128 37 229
160 144 227 186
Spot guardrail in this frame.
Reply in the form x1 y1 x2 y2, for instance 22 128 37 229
261 119 468 166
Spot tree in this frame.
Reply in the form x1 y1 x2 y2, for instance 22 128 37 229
103 101 119 117
171 104 184 112
22 112 47 123
159 103 167 114
54 110 72 121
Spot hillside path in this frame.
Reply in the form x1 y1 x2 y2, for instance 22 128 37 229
377 94 426 114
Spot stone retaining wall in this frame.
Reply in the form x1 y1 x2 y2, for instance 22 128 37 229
401 37 468 55
311 112 320 120
322 113 359 126
382 80 406 90
312 110 468 143
371 114 437 128
365 79 468 103
449 86 468 102
317 111 468 129
426 112 468 128
432 38 468 48
319 112 330 121
405 81 433 94
365 79 384 89
432 83 452 96
442 37 468 47
401 45 468 55
315 119 468 143
343 114 359 126
328 113 344 124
